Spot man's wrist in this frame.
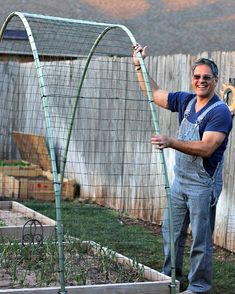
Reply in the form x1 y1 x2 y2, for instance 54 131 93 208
135 65 141 71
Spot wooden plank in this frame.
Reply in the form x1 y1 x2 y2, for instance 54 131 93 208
0 160 43 177
0 225 55 241
0 171 75 201
42 171 76 200
19 178 28 199
0 173 4 196
0 174 19 198
0 280 179 294
12 131 52 172
21 177 75 201
0 201 56 241
11 201 56 225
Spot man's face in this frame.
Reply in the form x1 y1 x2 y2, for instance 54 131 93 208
192 64 218 99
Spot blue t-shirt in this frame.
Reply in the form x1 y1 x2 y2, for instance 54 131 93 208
168 92 232 176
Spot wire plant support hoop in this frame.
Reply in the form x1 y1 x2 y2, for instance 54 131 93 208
0 12 176 294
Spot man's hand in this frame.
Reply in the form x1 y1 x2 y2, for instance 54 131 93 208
151 134 173 149
151 131 226 156
132 44 147 66
132 44 169 109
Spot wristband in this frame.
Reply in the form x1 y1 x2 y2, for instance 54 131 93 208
135 66 141 71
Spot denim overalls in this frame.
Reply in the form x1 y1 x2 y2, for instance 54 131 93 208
162 97 224 293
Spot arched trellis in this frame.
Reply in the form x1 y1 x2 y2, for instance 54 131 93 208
0 12 176 294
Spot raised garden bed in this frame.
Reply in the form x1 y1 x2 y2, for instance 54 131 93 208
0 201 56 241
0 237 179 294
0 173 76 201
0 132 76 201
0 160 42 177
0 201 179 293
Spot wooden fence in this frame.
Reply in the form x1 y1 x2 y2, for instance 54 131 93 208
0 51 234 252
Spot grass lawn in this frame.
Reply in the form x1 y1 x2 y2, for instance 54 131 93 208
23 199 235 293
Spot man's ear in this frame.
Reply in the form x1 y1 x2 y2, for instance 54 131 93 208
214 77 219 84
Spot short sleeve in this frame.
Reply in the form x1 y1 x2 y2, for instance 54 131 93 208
168 92 196 122
204 104 232 135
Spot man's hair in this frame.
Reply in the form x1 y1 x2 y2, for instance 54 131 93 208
192 58 219 77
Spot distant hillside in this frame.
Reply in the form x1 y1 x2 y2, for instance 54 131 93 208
0 0 234 55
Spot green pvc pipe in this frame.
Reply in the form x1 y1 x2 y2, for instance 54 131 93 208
135 51 176 294
0 12 66 294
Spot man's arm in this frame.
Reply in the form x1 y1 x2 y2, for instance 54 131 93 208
133 45 169 109
151 131 226 157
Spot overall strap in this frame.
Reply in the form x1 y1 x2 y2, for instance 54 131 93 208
184 96 196 118
196 101 225 125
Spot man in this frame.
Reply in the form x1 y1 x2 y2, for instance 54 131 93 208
133 44 232 294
